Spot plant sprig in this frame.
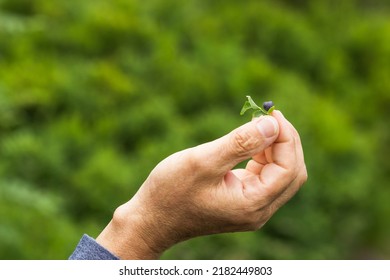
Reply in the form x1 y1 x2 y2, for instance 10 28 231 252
240 95 275 118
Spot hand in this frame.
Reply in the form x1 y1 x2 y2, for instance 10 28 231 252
96 110 307 259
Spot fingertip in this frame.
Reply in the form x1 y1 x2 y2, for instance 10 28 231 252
271 110 290 130
271 110 298 144
271 110 284 119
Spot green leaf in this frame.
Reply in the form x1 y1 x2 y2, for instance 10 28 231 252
240 101 253 115
253 110 263 118
246 95 261 110
240 95 275 117
267 106 275 114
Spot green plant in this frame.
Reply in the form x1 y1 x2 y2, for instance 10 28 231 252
240 96 275 118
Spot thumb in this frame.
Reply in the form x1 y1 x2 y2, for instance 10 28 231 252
194 116 279 174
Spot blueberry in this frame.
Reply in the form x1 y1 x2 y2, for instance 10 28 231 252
262 101 274 112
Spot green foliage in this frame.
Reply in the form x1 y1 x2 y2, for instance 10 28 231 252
1 0 390 259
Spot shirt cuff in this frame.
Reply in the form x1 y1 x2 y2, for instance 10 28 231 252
69 234 119 260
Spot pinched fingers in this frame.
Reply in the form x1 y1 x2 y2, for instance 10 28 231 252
268 123 307 213
244 110 307 208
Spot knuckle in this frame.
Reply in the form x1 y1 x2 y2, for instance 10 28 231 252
232 204 264 231
184 148 203 170
235 205 275 232
246 213 261 226
262 186 281 202
242 214 263 231
231 128 260 158
248 223 261 231
186 151 200 171
280 166 297 184
250 215 271 231
299 167 309 185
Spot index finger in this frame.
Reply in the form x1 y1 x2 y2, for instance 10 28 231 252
246 111 301 201
269 110 299 171
251 110 297 170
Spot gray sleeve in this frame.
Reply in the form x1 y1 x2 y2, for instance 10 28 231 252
69 234 120 260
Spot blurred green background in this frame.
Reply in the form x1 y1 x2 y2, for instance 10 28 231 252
1 0 389 259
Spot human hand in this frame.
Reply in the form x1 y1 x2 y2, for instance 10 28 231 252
96 110 307 259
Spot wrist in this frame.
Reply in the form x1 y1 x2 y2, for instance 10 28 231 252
96 201 167 259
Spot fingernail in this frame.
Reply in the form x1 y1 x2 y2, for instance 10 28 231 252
257 117 278 138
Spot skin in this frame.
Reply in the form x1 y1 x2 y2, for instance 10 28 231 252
96 110 308 259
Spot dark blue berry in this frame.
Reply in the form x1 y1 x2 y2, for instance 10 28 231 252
263 101 274 111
